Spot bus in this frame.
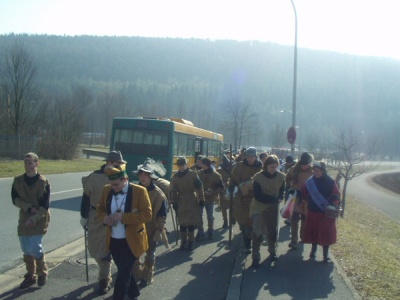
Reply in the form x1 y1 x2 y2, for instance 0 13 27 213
109 117 224 180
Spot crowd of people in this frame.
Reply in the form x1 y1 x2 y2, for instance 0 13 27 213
11 148 342 299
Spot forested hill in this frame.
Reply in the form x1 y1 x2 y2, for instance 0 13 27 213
0 34 399 155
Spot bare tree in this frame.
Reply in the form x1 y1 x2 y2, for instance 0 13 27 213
223 95 256 150
1 42 38 134
267 123 286 148
329 126 382 217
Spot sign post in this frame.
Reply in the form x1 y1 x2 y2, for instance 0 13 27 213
287 126 297 145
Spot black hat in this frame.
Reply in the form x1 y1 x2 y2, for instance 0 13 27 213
104 151 127 164
176 156 187 166
196 155 204 161
285 156 294 163
201 157 211 167
299 152 313 165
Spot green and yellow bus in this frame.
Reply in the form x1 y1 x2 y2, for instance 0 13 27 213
110 117 224 180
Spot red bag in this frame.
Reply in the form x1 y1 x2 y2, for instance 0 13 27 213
280 196 295 219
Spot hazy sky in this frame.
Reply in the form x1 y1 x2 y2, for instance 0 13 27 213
1 0 399 60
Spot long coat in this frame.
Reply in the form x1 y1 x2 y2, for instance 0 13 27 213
82 169 111 259
96 183 152 258
229 159 262 227
198 168 224 204
170 169 205 226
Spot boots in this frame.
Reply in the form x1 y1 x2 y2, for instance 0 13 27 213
310 244 317 259
187 231 195 251
142 259 155 286
207 220 214 240
35 255 48 287
179 231 188 250
243 237 251 254
132 259 143 283
195 227 204 242
323 246 331 263
222 220 228 229
20 255 36 290
98 278 112 295
251 235 263 268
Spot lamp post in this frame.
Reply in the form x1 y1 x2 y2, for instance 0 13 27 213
290 0 298 158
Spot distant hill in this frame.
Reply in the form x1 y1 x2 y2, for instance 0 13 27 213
0 34 399 156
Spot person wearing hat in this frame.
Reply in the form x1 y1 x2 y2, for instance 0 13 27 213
189 155 204 173
281 155 295 174
286 152 314 249
131 160 168 286
216 155 233 229
170 156 205 251
197 157 225 240
80 150 127 295
228 146 263 253
301 161 341 262
250 155 285 267
97 164 152 300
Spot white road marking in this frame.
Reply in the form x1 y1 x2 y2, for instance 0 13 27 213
52 188 83 195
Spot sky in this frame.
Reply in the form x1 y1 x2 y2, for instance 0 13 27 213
0 0 399 60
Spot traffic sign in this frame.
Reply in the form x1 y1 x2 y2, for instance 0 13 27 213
287 126 296 144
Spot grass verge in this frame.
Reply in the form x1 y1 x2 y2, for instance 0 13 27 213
0 158 103 178
332 197 400 299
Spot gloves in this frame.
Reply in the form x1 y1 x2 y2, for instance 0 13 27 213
172 203 178 211
199 200 205 207
80 217 88 227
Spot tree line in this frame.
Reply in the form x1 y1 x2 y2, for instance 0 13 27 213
0 34 399 160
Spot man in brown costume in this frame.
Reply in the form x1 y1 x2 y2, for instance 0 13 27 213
198 157 224 240
80 150 126 295
132 160 168 286
12 152 51 289
170 157 205 251
229 147 263 252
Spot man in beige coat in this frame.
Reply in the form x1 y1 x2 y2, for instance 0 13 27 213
80 151 126 295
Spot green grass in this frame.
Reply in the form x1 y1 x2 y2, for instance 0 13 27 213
332 197 400 299
0 158 103 178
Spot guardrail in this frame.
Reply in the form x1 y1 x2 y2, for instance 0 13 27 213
82 148 108 159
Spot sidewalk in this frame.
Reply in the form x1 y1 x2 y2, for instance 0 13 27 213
0 220 360 300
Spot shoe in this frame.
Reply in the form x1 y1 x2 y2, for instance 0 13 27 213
268 254 278 262
284 219 291 226
288 241 298 249
20 274 36 290
309 252 316 259
207 230 214 240
98 278 111 295
37 275 47 287
251 259 260 268
179 243 186 250
186 242 193 251
222 221 228 229
195 233 204 242
323 257 332 263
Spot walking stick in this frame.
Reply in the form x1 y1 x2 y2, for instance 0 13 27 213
228 144 233 247
276 201 281 248
169 204 177 245
84 226 89 283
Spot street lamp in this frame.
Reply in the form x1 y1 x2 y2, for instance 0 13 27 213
290 0 298 158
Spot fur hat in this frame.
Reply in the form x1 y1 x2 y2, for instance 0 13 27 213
104 151 127 164
176 156 187 166
133 157 166 179
245 147 257 158
312 161 327 173
299 152 313 165
105 164 127 180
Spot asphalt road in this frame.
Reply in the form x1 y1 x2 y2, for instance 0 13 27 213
346 161 400 222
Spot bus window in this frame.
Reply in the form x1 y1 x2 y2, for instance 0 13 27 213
203 140 209 156
120 129 133 143
133 131 144 144
187 138 195 156
144 133 153 145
